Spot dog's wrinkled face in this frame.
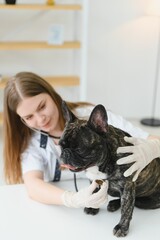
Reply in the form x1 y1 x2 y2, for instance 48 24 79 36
59 102 108 172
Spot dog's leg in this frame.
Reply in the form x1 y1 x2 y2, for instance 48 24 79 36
113 181 135 237
107 199 121 212
84 207 99 215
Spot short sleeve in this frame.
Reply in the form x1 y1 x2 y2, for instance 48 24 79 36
21 150 44 175
20 132 58 182
107 110 149 139
73 106 94 119
73 106 149 139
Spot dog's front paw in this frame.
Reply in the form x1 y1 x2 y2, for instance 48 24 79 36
84 207 99 215
107 199 120 212
113 224 129 237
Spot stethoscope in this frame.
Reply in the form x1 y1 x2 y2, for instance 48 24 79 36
21 118 79 191
39 130 79 191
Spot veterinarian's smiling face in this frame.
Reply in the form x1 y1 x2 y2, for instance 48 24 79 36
16 93 60 135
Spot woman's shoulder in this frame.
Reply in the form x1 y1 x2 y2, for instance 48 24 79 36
73 105 94 119
28 131 41 146
107 110 149 139
23 131 58 154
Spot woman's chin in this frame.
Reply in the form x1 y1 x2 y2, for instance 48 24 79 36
43 127 51 133
41 120 52 132
41 124 51 132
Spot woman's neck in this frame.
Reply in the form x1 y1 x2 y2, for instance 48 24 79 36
49 129 62 138
48 123 63 140
53 138 60 145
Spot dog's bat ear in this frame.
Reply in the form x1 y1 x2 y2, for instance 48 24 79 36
61 100 77 123
88 104 108 133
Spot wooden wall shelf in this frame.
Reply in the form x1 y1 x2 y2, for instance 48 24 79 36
0 112 2 126
0 4 82 11
0 41 81 50
45 76 80 86
0 76 80 89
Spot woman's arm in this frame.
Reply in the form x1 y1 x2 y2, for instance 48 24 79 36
23 171 64 205
148 135 160 141
23 170 108 208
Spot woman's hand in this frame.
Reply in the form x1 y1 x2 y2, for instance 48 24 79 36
116 136 160 181
62 180 108 208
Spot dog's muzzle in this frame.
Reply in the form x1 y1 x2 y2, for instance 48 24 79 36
60 148 78 171
60 148 74 163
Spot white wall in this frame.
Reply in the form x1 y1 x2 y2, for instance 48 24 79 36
0 0 160 119
87 0 160 119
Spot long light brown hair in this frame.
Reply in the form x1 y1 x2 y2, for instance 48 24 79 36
3 72 93 184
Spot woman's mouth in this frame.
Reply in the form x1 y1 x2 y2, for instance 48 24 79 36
41 120 50 129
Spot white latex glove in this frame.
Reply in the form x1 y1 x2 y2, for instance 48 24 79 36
61 180 108 208
117 136 160 181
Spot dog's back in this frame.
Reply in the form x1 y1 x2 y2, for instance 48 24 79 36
106 124 160 209
134 158 160 209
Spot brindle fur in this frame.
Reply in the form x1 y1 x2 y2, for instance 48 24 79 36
59 103 160 237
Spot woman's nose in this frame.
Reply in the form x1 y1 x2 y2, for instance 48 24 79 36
36 114 46 125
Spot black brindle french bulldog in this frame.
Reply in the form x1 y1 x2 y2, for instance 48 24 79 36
59 102 160 237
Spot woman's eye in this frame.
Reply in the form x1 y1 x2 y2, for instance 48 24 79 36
25 116 32 121
40 104 45 110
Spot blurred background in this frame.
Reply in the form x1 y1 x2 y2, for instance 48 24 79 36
0 0 160 184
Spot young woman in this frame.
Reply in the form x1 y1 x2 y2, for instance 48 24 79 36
3 72 160 207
